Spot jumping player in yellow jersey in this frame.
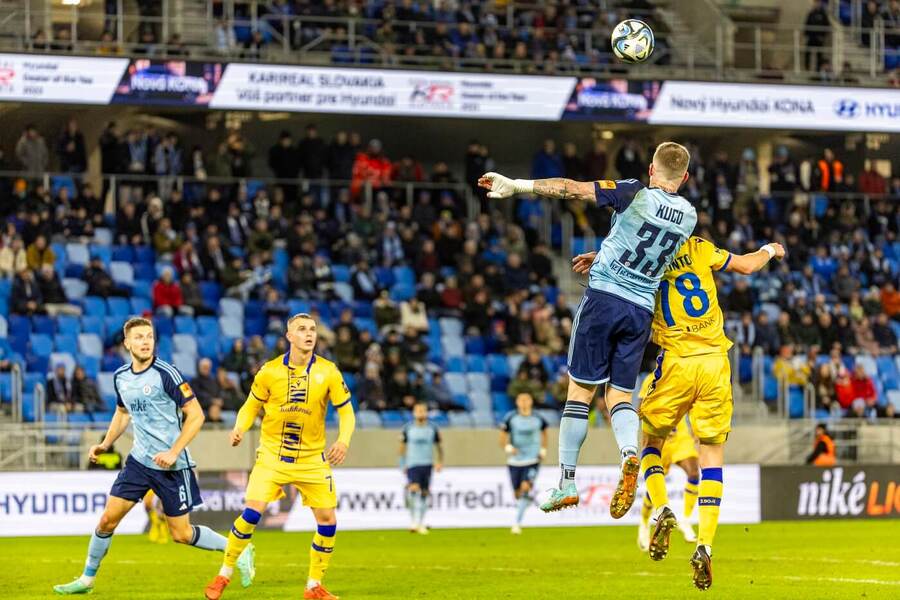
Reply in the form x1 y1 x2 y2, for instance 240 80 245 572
204 313 356 600
635 377 699 551
574 237 784 590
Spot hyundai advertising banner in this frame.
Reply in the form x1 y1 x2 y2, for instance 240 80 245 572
761 465 900 520
0 52 897 132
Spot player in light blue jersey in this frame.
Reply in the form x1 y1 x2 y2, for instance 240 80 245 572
480 142 697 518
499 392 548 534
54 317 254 595
399 401 443 534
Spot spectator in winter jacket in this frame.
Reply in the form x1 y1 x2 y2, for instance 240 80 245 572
11 269 43 315
350 139 392 199
57 119 87 173
25 235 55 271
15 124 49 174
152 267 185 316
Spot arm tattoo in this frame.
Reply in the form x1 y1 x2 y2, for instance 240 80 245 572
533 178 594 202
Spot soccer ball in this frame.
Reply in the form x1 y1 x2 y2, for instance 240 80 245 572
611 19 655 63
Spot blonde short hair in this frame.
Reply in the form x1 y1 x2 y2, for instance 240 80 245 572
123 317 153 337
652 142 691 181
287 313 316 328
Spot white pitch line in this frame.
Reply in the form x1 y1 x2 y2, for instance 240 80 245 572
768 556 900 568
783 576 900 587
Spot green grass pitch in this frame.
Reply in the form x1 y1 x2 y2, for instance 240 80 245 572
4 521 898 599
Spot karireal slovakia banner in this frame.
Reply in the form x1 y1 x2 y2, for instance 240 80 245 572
761 465 900 520
208 63 575 120
285 465 760 531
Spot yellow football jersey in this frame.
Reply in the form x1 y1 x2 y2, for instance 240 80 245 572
249 353 351 465
650 237 733 357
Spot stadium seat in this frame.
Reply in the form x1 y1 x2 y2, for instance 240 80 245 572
888 390 900 411
389 283 415 302
173 334 199 358
380 410 408 428
62 278 88 300
54 334 78 355
49 352 76 377
106 297 131 317
466 373 490 394
441 336 465 358
109 261 135 287
31 315 54 335
471 411 495 428
219 298 244 319
199 281 222 307
78 334 104 358
82 355 100 379
464 336 486 356
357 410 383 429
82 296 107 317
90 245 112 267
154 316 174 337
134 263 157 281
446 356 466 373
492 392 513 414
439 318 464 337
55 315 80 336
0 373 12 404
196 316 219 335
788 386 805 418
332 265 351 283
134 245 155 264
111 245 135 262
172 353 197 379
130 297 152 315
856 354 878 378
445 373 468 396
174 316 197 335
507 354 525 374
447 412 474 427
81 316 104 337
466 355 487 373
98 373 117 410
219 316 243 339
29 334 53 358
66 242 90 266
487 354 510 378
333 282 354 302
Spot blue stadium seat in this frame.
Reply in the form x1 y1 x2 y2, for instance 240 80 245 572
344 373 357 396
199 281 222 307
487 354 510 377
466 355 487 373
356 318 378 338
219 316 243 339
244 316 266 337
94 228 113 247
111 245 134 262
352 302 374 319
154 316 174 337
90 245 112 267
448 412 474 427
81 316 104 338
390 283 415 302
130 297 152 315
441 336 465 357
31 315 54 335
104 315 127 343
446 356 466 373
0 373 11 404
332 265 351 283
106 297 131 317
856 354 878 378
445 373 468 396
788 386 805 418
464 336 486 356
333 282 354 302
490 374 509 393
66 243 90 266
54 334 78 355
219 298 244 319
172 353 197 379
134 246 155 265
466 373 490 394
196 316 219 335
288 300 312 316
109 261 134 287
507 354 525 374
134 262 156 281
102 353 125 372
56 315 80 336
439 318 464 337
30 334 53 357
62 278 88 300
492 393 513 414
380 410 408 428
173 334 199 358
50 352 76 377
26 354 49 374
97 372 117 410
78 334 103 358
374 267 395 288
82 355 100 379
82 296 107 317
763 376 778 403
50 175 77 198
357 410 383 429
175 316 197 335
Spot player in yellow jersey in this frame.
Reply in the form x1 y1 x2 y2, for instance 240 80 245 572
204 313 356 600
574 237 784 590
143 490 170 544
635 375 699 551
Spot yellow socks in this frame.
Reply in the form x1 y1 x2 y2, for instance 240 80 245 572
683 476 699 519
640 447 668 508
640 493 653 524
698 468 723 547
224 508 260 569
309 524 337 583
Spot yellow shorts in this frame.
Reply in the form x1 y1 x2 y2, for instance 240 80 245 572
245 455 337 508
640 352 733 444
661 425 698 471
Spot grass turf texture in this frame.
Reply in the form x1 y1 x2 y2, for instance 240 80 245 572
4 521 898 599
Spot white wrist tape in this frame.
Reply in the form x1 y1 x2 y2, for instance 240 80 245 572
513 179 534 194
504 444 515 455
761 244 776 259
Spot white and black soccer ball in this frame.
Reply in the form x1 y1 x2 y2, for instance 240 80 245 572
610 19 655 64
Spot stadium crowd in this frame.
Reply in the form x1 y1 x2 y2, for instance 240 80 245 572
1 117 899 425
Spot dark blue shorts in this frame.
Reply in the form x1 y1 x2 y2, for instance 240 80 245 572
406 465 433 492
568 288 653 392
110 456 203 517
508 464 539 490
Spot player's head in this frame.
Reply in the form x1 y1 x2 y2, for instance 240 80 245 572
649 142 690 190
286 312 317 353
515 392 534 414
413 400 428 422
815 423 828 437
122 317 155 362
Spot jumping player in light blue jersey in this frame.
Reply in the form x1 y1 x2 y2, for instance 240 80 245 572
54 317 254 595
399 401 444 535
500 392 548 534
479 142 697 519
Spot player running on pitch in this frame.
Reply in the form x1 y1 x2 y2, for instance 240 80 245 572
54 317 253 595
499 392 548 534
204 313 355 600
574 237 785 589
400 401 444 534
480 142 697 519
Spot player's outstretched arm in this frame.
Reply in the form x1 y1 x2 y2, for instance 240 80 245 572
89 406 131 463
231 394 264 446
153 398 204 469
726 243 786 275
478 172 595 202
434 439 445 472
327 400 355 466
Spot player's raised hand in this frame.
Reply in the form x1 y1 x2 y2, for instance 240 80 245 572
88 443 107 463
768 242 786 260
478 172 519 199
152 449 178 469
229 428 244 447
572 252 597 275
327 441 349 466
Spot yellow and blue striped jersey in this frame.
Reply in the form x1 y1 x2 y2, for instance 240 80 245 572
650 237 733 357
248 353 350 465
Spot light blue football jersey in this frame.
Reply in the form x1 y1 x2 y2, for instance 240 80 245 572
500 410 547 466
402 422 441 468
588 180 697 313
114 358 197 471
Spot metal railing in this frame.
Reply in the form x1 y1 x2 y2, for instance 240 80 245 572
0 4 892 85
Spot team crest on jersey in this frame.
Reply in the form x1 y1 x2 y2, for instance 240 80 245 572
142 385 152 395
179 382 194 399
598 180 617 189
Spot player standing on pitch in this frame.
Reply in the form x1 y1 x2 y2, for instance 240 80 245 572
204 313 355 600
400 401 444 534
480 142 697 519
499 392 548 534
54 317 253 595
574 237 785 589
